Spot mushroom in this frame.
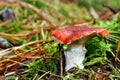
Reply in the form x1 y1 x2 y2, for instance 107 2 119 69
51 26 109 71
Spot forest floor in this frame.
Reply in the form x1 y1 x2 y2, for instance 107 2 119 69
0 0 120 80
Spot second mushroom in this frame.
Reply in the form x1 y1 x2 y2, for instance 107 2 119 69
51 26 109 71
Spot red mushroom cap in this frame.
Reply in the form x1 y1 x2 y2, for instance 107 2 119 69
51 26 109 44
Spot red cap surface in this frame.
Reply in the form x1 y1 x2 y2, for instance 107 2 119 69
51 26 109 44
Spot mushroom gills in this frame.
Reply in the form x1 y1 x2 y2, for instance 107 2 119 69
64 40 87 71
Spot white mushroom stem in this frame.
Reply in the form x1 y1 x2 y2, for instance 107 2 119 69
64 40 87 71
64 32 97 71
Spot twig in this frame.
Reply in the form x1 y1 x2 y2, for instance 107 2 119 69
110 75 120 78
40 21 47 40
58 44 65 80
109 31 120 34
115 39 120 62
7 59 27 66
110 51 120 62
89 6 99 19
74 20 94 26
110 35 120 39
5 71 15 76
39 69 64 79
38 71 50 80
32 74 38 80
103 3 117 14
0 19 11 27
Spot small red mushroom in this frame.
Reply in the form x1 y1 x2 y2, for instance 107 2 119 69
51 26 109 71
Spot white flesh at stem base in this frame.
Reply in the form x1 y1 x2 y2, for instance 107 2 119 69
64 40 87 71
